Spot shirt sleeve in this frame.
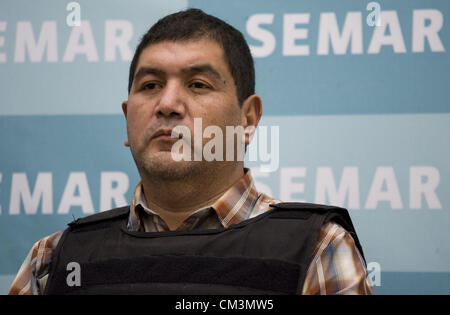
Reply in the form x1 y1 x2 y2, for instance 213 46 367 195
302 222 374 295
8 231 63 295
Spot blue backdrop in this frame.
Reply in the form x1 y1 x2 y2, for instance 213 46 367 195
1 0 449 294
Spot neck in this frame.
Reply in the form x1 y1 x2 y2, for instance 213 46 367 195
140 163 244 230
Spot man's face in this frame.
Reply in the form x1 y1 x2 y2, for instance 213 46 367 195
123 39 243 180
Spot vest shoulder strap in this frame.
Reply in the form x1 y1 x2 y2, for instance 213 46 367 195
269 202 347 218
271 202 346 211
68 206 130 228
270 202 365 262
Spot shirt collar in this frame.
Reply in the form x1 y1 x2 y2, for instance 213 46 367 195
127 168 259 231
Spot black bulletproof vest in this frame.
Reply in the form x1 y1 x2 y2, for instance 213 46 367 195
44 202 365 295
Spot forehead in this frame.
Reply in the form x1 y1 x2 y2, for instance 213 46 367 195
136 39 230 77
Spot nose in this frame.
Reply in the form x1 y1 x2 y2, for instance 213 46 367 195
155 81 186 119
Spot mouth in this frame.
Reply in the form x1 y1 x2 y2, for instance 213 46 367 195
151 129 181 141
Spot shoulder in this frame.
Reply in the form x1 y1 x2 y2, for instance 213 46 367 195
313 222 349 256
28 230 65 271
32 230 64 265
8 230 64 295
265 201 365 261
312 221 366 270
304 221 373 295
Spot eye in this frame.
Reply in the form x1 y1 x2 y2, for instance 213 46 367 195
189 81 210 90
142 82 162 91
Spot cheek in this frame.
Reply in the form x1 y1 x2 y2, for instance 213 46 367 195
128 96 154 117
198 94 241 126
218 105 242 127
126 102 151 138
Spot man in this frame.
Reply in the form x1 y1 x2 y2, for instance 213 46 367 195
9 9 373 295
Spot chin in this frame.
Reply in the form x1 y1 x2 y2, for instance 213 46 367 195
137 152 202 181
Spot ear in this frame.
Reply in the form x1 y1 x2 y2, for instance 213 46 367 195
122 101 130 147
240 94 262 146
122 101 128 119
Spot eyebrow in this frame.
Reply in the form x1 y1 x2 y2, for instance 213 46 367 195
182 64 224 82
133 67 165 83
133 64 225 84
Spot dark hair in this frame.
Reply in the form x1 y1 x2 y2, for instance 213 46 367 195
128 8 255 105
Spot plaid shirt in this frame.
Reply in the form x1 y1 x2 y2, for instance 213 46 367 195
8 169 373 295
